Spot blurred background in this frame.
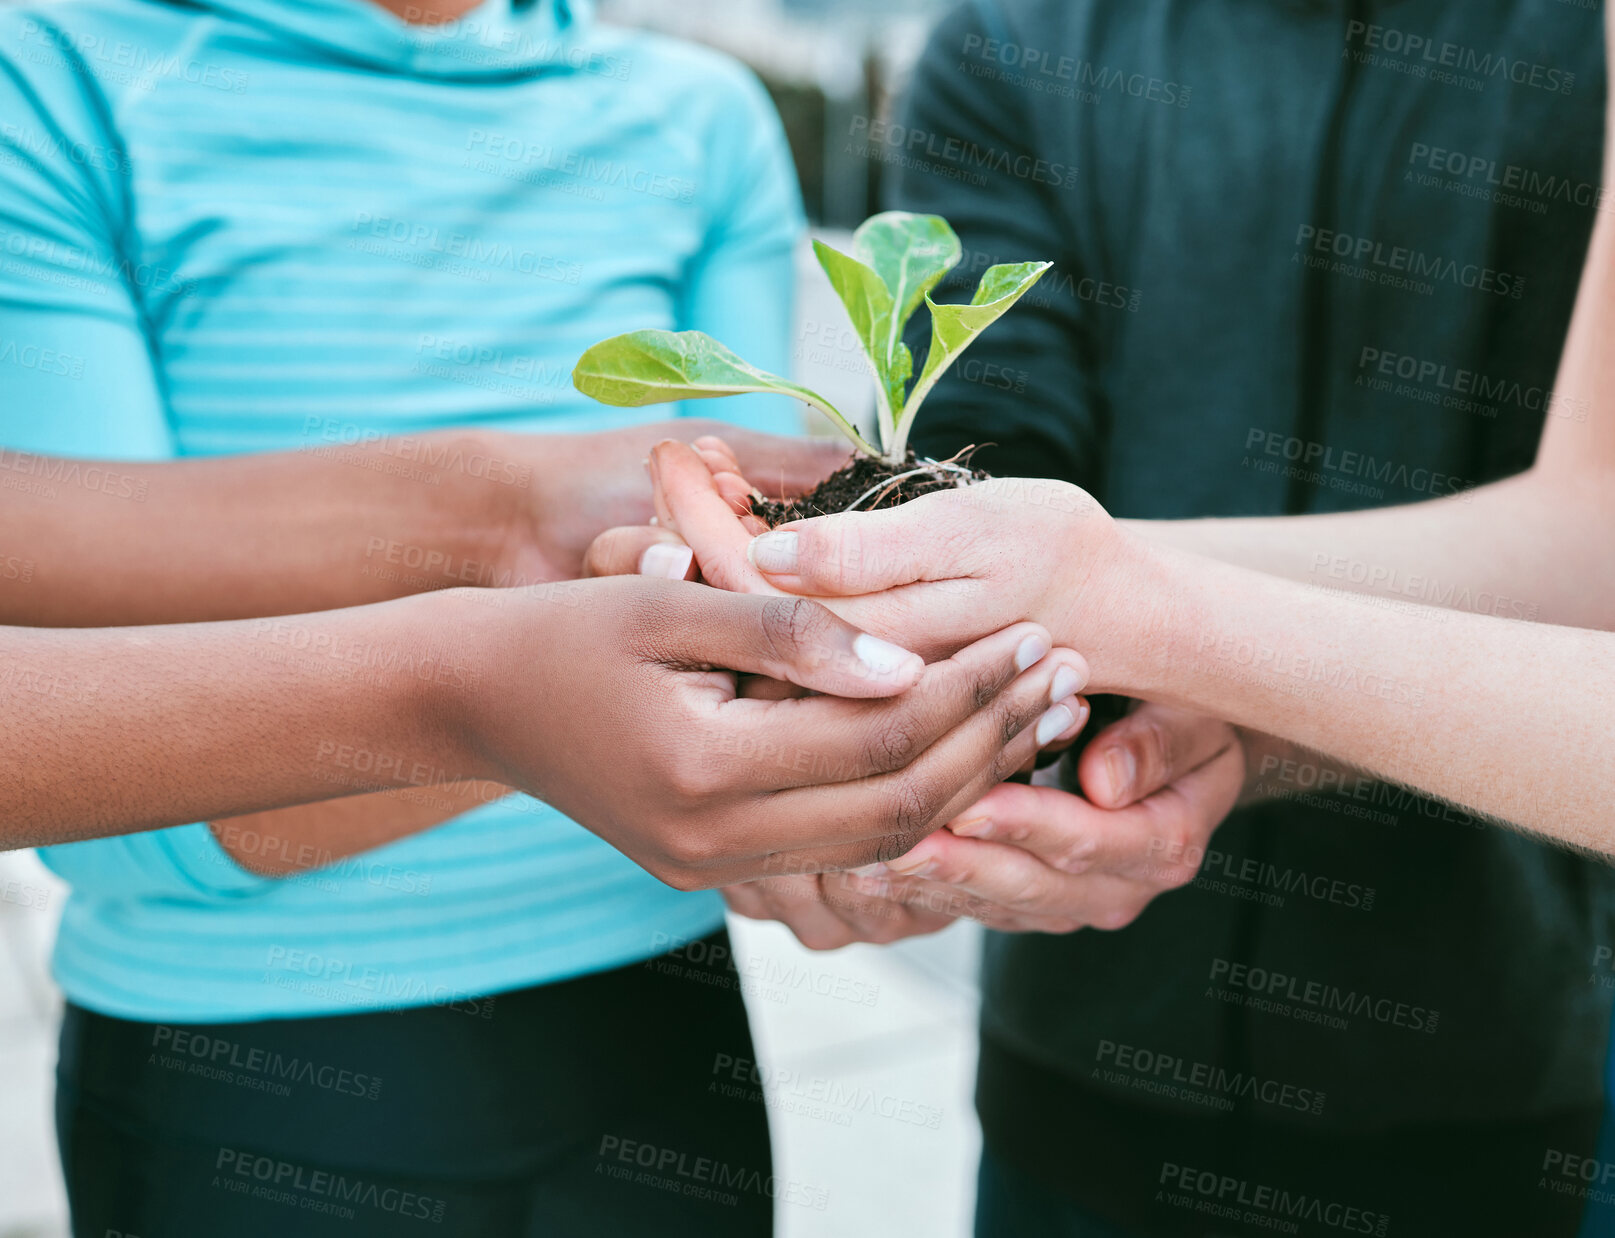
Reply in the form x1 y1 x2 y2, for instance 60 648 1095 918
599 0 947 231
0 3 985 1236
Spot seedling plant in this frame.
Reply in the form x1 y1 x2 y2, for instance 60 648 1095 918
572 211 1050 520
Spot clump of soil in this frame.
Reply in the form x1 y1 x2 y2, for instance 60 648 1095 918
749 448 991 526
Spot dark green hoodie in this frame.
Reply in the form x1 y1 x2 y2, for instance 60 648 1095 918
893 0 1611 1231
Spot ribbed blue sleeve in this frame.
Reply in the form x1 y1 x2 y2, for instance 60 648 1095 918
677 61 806 435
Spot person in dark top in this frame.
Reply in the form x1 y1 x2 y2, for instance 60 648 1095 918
883 1 1613 1234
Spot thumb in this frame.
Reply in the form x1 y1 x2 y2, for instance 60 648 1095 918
1076 702 1236 809
651 440 783 595
662 589 926 699
747 495 960 597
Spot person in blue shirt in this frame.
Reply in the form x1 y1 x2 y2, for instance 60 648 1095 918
0 0 1017 1231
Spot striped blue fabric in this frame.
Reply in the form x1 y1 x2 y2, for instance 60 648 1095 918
0 0 804 1021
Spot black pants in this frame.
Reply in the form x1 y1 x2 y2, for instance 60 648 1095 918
976 1034 1599 1237
56 931 772 1238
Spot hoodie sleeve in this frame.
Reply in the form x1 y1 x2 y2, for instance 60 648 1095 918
675 55 806 436
0 12 272 900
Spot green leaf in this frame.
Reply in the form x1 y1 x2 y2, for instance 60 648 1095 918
811 239 899 432
890 260 1052 460
572 328 881 458
851 212 962 339
814 213 961 445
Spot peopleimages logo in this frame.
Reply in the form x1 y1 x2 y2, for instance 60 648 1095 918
1543 1148 1615 1200
960 33 1192 107
1095 1040 1326 1116
1197 849 1375 912
1344 20 1573 95
0 446 147 501
1209 958 1439 1033
1406 143 1604 214
1158 1162 1389 1235
17 17 251 92
1295 225 1525 298
214 1148 446 1223
1357 346 1586 424
597 1136 830 1212
846 116 1076 188
151 1025 383 1100
1244 428 1474 503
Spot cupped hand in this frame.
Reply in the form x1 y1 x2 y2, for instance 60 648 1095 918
863 702 1245 932
588 438 1145 678
454 575 1090 891
719 692 1097 949
714 699 1246 949
502 423 850 584
721 871 961 950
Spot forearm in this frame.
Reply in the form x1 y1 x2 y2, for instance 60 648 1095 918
0 432 527 627
1128 181 1615 635
1122 478 1597 809
210 779 510 877
0 590 499 849
1124 470 1613 630
1102 539 1614 844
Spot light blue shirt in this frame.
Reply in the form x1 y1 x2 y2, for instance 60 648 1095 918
0 0 804 1021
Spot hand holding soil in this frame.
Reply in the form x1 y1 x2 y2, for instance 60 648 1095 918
585 436 1229 948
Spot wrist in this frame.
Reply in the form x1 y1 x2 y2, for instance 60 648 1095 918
1043 506 1177 694
386 588 520 786
1103 538 1219 700
431 429 548 589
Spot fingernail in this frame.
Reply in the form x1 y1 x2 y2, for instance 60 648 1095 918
639 542 693 580
853 633 922 681
1050 665 1082 704
950 816 994 839
748 531 798 573
1014 633 1051 672
885 851 935 877
851 863 890 878
1106 746 1137 800
1036 703 1075 747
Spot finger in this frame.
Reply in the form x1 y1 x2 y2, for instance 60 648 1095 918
746 487 974 596
1123 740 1245 881
585 526 694 580
712 622 1074 793
691 435 742 474
736 676 810 701
949 746 1241 887
728 875 859 951
1077 702 1238 809
712 470 768 535
720 881 770 920
691 445 761 521
651 440 782 594
881 830 1147 931
842 861 994 925
943 781 1113 874
818 870 957 943
872 866 1112 934
719 430 851 499
728 647 1090 873
650 585 926 699
1015 694 1091 772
